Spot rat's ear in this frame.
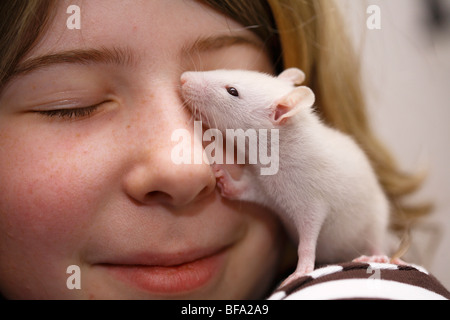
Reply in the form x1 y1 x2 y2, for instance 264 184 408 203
278 68 306 85
271 86 315 125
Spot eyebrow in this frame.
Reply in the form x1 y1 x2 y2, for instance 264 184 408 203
10 35 263 78
182 34 265 56
11 46 137 78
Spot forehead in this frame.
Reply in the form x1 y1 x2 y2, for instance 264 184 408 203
23 0 263 66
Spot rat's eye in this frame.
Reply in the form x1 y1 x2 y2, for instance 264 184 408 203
226 86 239 97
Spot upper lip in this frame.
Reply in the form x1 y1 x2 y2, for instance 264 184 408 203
96 245 229 267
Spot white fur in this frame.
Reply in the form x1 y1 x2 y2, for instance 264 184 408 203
181 68 390 284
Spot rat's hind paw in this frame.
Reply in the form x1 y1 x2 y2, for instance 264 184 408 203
353 255 408 265
353 255 390 263
280 265 315 288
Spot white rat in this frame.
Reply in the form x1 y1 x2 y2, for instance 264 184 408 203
180 68 391 285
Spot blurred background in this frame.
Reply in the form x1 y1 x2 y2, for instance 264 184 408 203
338 0 450 288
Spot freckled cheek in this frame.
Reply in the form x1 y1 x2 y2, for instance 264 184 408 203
0 134 110 247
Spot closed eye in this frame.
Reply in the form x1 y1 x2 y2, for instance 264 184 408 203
34 102 108 120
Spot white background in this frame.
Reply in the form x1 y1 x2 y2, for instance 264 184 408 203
338 0 450 289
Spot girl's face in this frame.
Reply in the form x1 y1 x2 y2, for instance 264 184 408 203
0 0 285 299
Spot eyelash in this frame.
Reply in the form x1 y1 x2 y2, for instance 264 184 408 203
37 104 102 119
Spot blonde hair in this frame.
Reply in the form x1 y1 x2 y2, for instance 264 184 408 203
0 0 431 239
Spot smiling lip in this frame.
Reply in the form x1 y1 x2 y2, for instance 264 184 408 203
98 247 228 294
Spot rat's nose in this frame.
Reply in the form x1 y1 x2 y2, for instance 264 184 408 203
181 71 198 86
180 72 191 86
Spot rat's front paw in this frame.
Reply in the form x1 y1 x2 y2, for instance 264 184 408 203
212 165 242 200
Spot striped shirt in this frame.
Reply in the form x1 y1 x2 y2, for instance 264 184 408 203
268 262 450 300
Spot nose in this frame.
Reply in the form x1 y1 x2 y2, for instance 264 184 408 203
124 157 216 207
122 92 216 208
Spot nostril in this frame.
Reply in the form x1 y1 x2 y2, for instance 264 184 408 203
144 191 173 204
180 77 187 86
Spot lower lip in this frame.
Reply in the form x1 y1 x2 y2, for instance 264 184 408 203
102 250 227 294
